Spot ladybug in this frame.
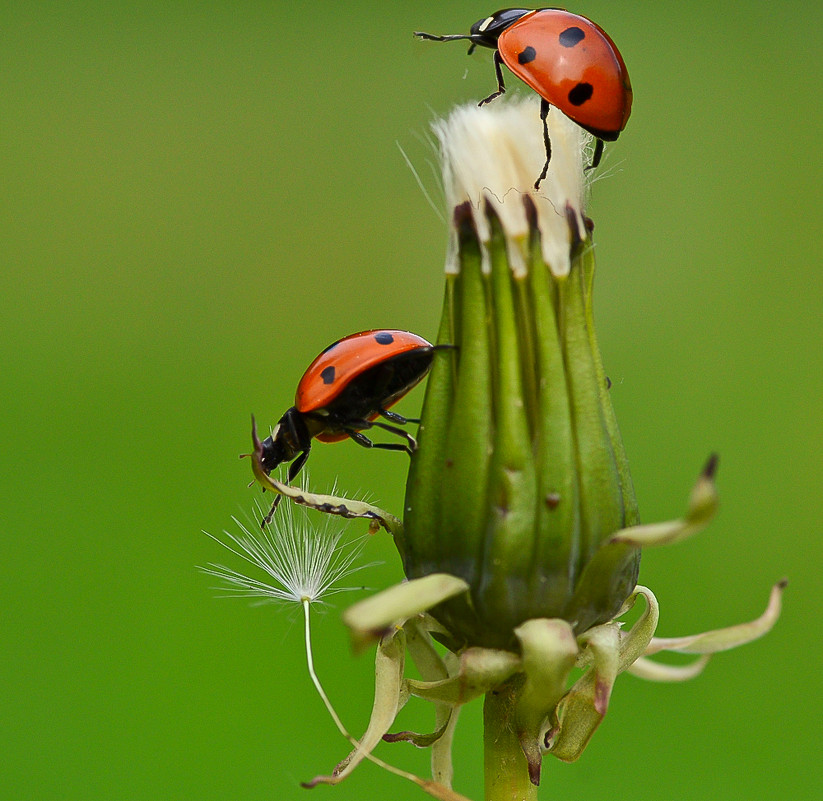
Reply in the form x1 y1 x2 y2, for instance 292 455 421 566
415 8 632 188
255 330 440 520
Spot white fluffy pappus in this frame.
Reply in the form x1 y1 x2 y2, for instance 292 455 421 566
201 501 377 607
433 95 591 278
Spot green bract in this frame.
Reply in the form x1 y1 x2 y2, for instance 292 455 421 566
402 196 640 650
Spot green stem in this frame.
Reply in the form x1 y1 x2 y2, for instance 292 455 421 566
484 681 537 801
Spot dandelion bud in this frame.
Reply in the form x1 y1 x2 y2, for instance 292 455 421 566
402 98 639 650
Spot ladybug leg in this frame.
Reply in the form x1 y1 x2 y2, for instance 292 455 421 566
261 494 282 528
260 447 311 528
346 420 417 455
348 430 413 456
368 420 418 452
287 447 311 483
585 138 605 172
282 408 306 448
534 99 552 190
379 409 421 425
478 50 506 106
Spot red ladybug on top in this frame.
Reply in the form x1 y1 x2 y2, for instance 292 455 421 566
415 8 632 188
253 329 440 523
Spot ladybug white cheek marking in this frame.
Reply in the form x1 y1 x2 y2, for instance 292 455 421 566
477 16 495 33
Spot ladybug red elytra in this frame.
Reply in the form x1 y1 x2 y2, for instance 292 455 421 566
254 329 442 522
415 8 632 188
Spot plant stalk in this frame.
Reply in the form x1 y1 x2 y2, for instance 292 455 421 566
483 680 538 801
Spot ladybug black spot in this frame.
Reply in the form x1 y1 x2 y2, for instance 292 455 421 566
518 46 537 65
568 82 594 106
559 26 586 47
374 332 395 345
321 366 336 384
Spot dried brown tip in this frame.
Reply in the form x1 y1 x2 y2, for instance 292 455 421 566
702 452 720 480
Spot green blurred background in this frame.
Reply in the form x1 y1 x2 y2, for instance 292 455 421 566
2 1 821 799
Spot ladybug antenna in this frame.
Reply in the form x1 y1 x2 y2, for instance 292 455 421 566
415 31 472 42
414 31 487 50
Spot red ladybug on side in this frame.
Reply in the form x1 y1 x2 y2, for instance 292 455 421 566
255 330 439 521
415 8 632 188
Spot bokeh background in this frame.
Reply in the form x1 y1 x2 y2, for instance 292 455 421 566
3 2 821 799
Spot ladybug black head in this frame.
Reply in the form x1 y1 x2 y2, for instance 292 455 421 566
468 8 532 50
259 431 288 475
415 9 532 53
259 407 309 475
